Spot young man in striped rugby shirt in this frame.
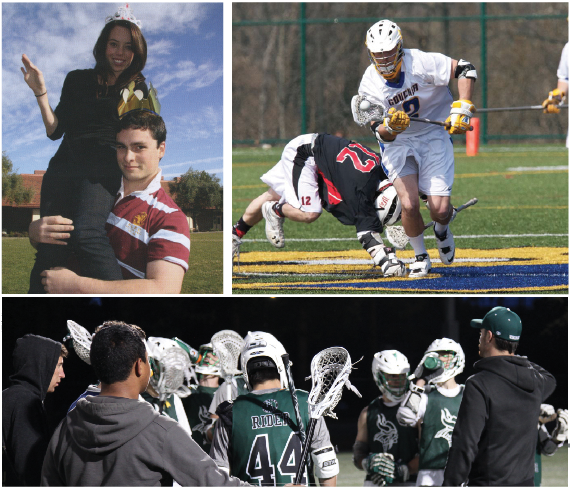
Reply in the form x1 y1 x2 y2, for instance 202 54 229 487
30 111 190 293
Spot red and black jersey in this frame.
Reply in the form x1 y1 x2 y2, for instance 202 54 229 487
312 133 387 233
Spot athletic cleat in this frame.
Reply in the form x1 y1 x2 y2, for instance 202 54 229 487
435 227 455 265
409 254 432 278
262 201 285 248
232 233 242 260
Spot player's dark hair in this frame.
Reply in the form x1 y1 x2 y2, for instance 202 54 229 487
494 337 518 354
60 344 69 358
118 110 166 146
90 322 147 384
93 20 147 93
248 356 280 387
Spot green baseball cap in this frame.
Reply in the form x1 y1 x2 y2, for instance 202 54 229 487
470 306 522 341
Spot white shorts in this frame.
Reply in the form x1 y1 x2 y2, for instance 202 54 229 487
260 133 322 213
380 130 454 196
416 469 444 486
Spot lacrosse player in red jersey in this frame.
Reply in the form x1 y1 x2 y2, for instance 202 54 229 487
353 20 476 277
353 350 419 486
396 339 465 486
232 132 405 277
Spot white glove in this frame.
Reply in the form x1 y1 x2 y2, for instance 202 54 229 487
369 246 406 277
397 382 424 426
539 404 557 424
553 409 568 443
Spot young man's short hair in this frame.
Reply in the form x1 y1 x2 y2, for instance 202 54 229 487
118 110 167 146
494 337 518 355
90 322 148 385
247 356 280 387
60 344 69 358
94 320 146 340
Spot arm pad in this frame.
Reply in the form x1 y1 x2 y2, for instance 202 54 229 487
352 440 369 469
454 59 477 80
312 445 339 479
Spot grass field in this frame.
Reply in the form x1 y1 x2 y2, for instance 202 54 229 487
232 144 569 294
335 446 568 486
2 231 222 294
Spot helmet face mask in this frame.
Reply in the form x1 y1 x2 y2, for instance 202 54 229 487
421 338 465 385
372 350 410 402
366 20 404 81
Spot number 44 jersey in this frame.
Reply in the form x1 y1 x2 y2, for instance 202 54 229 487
211 388 338 486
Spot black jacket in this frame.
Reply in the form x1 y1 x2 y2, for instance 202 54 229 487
2 335 62 486
442 355 556 486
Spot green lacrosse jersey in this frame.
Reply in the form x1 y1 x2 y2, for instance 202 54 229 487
419 386 464 470
230 389 310 486
141 392 178 421
182 385 218 453
366 397 418 485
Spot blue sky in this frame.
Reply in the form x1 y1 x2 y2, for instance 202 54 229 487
2 3 224 184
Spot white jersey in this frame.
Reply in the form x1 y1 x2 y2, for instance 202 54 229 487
557 42 568 83
356 49 453 138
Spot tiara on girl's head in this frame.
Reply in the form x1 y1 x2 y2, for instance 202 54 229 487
105 4 142 28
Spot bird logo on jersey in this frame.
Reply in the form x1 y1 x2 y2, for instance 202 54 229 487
191 405 211 437
373 413 398 452
435 408 457 447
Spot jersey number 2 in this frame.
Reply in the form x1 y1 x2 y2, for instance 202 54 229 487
246 433 306 485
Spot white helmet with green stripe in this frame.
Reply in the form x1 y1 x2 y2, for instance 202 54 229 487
372 350 410 402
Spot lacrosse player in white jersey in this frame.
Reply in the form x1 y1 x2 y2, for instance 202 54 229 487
542 42 568 147
396 339 465 486
354 20 476 277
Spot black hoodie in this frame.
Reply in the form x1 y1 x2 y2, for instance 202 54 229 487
2 335 62 486
442 355 556 486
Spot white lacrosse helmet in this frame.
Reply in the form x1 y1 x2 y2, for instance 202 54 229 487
241 331 289 391
375 180 402 226
372 350 410 402
421 338 465 385
146 337 193 401
366 20 404 81
195 343 221 376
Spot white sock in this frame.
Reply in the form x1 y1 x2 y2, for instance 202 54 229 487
408 234 427 257
434 222 448 236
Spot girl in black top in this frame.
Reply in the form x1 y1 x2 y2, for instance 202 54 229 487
22 6 149 293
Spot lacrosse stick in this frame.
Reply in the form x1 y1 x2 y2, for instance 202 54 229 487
64 320 93 364
294 347 362 484
173 337 200 385
352 94 473 131
384 198 478 250
211 330 245 401
477 104 568 113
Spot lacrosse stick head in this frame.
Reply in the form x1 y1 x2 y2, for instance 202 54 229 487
372 350 410 402
64 320 93 365
307 347 361 420
146 337 193 401
241 331 289 390
352 94 387 127
384 226 409 250
211 330 244 380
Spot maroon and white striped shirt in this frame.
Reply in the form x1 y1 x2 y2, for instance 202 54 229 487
106 171 190 279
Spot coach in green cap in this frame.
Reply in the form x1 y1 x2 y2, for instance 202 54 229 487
442 306 556 487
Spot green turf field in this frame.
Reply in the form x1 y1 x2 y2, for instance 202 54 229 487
232 144 569 293
335 446 568 486
2 231 222 294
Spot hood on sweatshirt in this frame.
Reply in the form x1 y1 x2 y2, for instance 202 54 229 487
8 334 62 401
473 355 536 393
67 396 161 454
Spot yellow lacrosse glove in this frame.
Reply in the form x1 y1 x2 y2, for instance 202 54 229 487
542 88 565 114
383 107 410 134
446 99 476 135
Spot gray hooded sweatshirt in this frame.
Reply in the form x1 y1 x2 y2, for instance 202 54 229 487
41 395 249 486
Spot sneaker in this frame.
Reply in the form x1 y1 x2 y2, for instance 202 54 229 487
232 233 242 260
434 227 455 265
262 201 285 248
409 254 432 278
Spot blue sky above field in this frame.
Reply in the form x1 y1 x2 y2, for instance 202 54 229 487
2 2 223 184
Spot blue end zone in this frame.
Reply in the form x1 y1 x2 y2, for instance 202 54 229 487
274 264 568 292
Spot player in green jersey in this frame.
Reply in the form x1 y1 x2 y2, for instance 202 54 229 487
210 331 339 486
353 350 419 486
397 338 465 486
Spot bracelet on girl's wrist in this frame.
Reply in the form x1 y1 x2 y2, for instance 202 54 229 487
35 91 47 98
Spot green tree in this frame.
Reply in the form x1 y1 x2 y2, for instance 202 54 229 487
169 168 222 231
2 152 34 205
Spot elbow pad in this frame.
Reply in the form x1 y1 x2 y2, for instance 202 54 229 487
455 59 477 81
311 445 339 479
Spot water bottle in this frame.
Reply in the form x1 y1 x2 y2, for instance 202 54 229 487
424 355 443 370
